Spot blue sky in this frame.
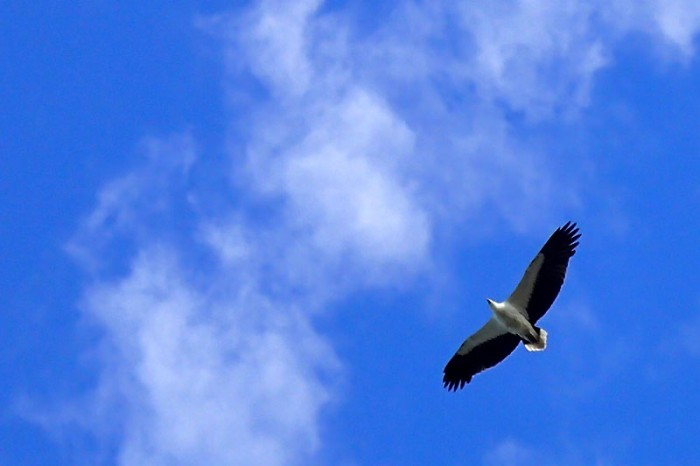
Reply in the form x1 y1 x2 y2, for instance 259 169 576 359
3 1 700 464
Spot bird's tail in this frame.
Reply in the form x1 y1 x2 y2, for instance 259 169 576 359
524 327 547 352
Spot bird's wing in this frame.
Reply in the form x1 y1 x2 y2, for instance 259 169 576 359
507 221 581 323
443 317 521 390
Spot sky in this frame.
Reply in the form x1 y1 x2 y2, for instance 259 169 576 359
3 0 700 465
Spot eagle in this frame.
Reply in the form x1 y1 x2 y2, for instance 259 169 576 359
443 221 581 390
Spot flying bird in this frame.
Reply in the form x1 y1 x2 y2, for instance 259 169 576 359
443 221 581 390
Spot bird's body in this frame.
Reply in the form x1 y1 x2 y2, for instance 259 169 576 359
443 221 580 390
488 300 543 350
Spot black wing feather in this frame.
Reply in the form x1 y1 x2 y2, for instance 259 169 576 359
526 221 581 323
442 333 521 391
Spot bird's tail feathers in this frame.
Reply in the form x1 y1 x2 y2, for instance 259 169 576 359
524 327 547 352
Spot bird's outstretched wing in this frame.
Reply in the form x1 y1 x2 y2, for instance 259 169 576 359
507 221 581 323
443 318 521 390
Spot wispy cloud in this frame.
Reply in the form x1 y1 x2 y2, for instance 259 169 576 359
483 438 536 466
66 133 197 274
483 436 617 466
63 134 343 465
213 0 594 240
652 0 700 57
601 0 700 59
84 246 339 466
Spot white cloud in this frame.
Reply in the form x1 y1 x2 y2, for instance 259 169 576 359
359 1 608 120
647 0 700 58
248 88 430 275
600 0 700 58
58 131 346 466
483 437 616 466
220 0 592 246
484 438 535 466
238 0 323 96
82 247 338 466
457 0 608 118
66 133 197 273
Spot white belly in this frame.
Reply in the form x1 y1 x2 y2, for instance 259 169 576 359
492 302 537 341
